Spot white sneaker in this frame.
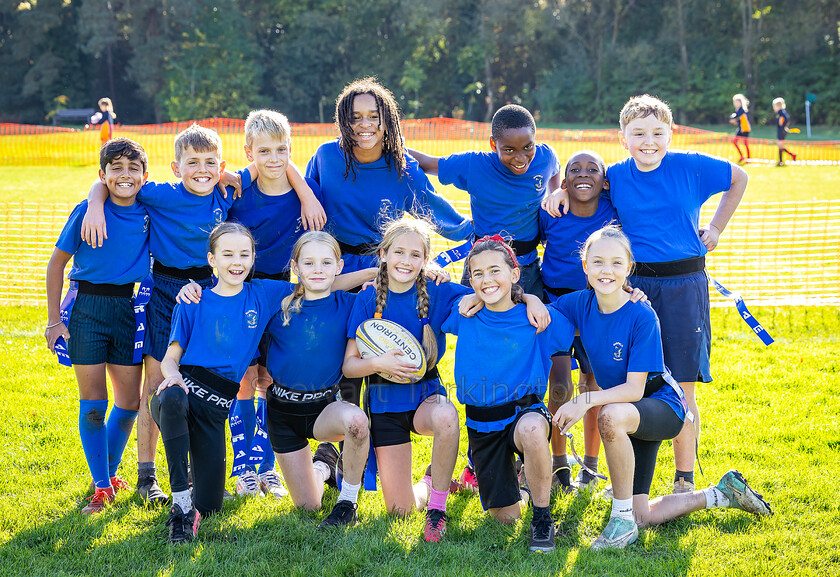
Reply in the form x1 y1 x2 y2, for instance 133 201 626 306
235 469 263 497
597 484 613 501
259 469 288 499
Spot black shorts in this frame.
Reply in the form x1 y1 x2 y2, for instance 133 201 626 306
467 402 551 510
629 397 685 495
777 129 788 141
370 409 419 448
265 382 338 454
67 282 139 366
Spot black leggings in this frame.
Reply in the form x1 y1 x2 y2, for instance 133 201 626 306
629 398 685 495
150 366 236 516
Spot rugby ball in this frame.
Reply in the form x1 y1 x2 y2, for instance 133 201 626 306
355 318 427 384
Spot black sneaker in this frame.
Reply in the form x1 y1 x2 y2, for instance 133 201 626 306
529 515 556 553
317 499 358 530
166 504 200 545
313 442 340 488
138 476 169 505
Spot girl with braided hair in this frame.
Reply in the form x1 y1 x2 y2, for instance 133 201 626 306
305 78 473 276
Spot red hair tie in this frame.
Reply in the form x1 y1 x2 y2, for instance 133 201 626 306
476 234 519 268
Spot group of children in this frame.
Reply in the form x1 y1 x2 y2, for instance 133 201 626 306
730 93 797 166
46 79 773 553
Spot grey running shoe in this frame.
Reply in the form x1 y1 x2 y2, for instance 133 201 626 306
716 469 773 516
137 476 168 505
591 516 638 550
575 469 601 494
673 476 696 494
529 516 556 553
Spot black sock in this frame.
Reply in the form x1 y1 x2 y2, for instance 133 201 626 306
779 149 784 163
674 470 694 484
552 455 571 485
533 505 551 524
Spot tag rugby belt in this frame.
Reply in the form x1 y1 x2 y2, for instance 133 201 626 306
465 393 542 424
634 255 705 278
153 261 213 280
77 280 134 297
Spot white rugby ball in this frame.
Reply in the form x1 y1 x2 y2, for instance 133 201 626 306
355 318 427 384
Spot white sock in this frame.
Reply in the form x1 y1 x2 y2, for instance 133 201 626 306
611 497 634 521
312 461 331 484
172 489 192 512
703 486 730 509
337 481 361 504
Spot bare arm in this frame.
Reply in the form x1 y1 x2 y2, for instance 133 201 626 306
701 163 748 251
342 339 417 381
288 161 326 231
406 148 442 175
553 371 648 434
158 343 187 394
332 268 378 292
44 248 72 352
81 180 110 247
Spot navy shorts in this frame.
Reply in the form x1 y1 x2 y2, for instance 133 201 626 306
144 271 215 362
67 291 139 366
461 258 544 298
628 398 685 495
628 271 711 383
467 404 551 510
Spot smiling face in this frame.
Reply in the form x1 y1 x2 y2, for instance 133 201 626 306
490 126 537 175
245 135 291 182
583 237 632 298
99 155 148 206
349 93 384 161
292 241 343 298
208 232 254 290
563 152 607 204
380 232 427 293
469 250 520 311
172 146 225 195
619 115 672 172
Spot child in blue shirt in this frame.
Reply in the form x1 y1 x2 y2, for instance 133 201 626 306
409 104 562 297
45 138 150 514
306 78 473 274
552 226 771 550
539 149 618 493
441 236 574 554
152 223 292 544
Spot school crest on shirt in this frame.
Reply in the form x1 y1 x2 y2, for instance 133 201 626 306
533 175 544 191
213 208 224 224
612 342 624 362
245 309 258 329
143 215 150 233
294 216 304 234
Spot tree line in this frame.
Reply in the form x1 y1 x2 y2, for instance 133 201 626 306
2 0 838 127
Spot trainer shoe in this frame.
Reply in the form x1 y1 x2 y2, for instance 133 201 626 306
259 469 288 499
313 442 340 488
236 469 263 497
716 469 773 516
318 500 358 530
552 471 575 496
791 152 797 161
88 475 131 495
597 484 614 501
673 477 695 494
591 516 638 550
167 503 200 545
528 515 556 553
81 486 115 514
137 476 168 506
423 509 448 543
459 466 479 494
575 469 600 494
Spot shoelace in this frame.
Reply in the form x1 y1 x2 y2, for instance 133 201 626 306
533 517 553 540
85 488 111 504
260 471 282 488
111 477 131 491
240 472 260 492
427 510 447 530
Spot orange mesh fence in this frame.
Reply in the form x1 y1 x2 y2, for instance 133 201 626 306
3 200 838 307
1 118 838 167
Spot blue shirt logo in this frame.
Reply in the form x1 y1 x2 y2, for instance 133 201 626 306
213 208 224 224
246 310 258 328
533 175 544 191
612 342 624 362
143 215 150 233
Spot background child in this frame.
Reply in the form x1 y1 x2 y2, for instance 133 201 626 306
45 138 149 513
539 149 617 493
729 94 751 163
152 223 292 544
441 236 574 554
408 104 562 297
86 98 116 147
772 97 796 166
552 226 772 550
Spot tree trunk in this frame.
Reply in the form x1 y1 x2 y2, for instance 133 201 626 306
676 0 689 124
740 0 754 100
484 54 494 123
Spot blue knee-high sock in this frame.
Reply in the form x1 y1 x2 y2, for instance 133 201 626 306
79 400 109 489
256 396 275 473
239 398 256 472
106 406 138 478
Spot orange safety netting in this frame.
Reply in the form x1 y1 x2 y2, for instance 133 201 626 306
2 117 839 167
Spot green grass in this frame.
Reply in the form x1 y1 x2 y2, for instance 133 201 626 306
1 305 839 576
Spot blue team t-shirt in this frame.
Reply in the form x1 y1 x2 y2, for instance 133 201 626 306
306 139 473 248
56 198 150 285
552 290 686 420
170 279 292 382
264 290 356 391
441 302 574 432
438 144 560 265
606 151 731 263
138 169 250 269
346 281 472 413
539 197 619 290
227 177 323 275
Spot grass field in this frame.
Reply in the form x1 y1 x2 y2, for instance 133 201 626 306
1 305 839 576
